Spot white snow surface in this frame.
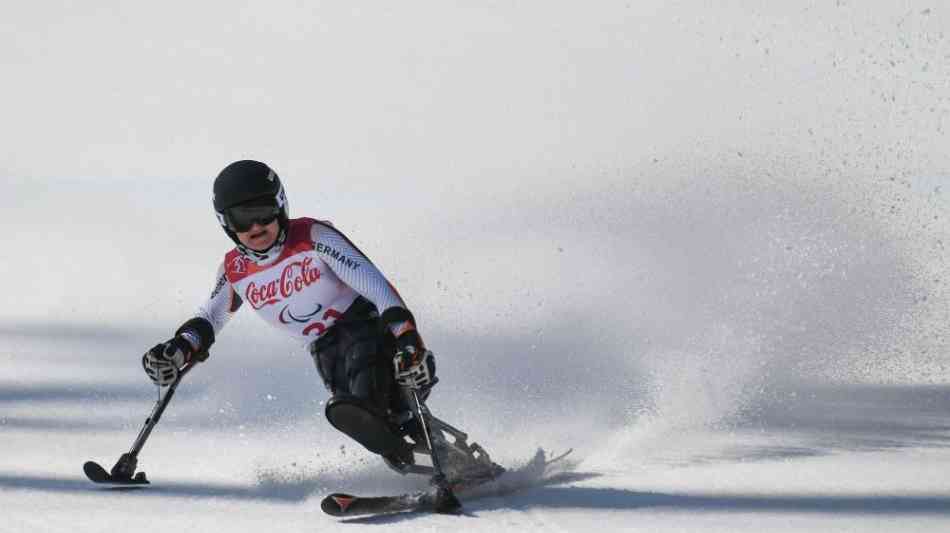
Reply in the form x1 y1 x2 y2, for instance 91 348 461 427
3 2 950 531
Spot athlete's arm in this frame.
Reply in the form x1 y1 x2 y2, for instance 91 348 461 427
310 221 415 336
176 262 243 353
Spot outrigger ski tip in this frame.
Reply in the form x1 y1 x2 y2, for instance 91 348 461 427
83 460 149 485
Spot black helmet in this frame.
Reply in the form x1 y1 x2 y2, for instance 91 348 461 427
213 160 290 260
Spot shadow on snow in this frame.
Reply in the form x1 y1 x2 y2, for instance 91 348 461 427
0 473 310 502
1 470 948 517
490 486 950 516
341 484 950 523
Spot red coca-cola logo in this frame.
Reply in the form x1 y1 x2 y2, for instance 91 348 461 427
245 257 321 309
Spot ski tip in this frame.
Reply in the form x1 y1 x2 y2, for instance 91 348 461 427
546 448 574 465
321 493 357 516
83 461 110 483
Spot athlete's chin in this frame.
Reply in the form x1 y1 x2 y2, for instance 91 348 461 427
245 236 277 251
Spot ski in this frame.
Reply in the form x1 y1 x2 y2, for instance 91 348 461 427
321 490 433 517
320 478 482 517
83 460 150 485
321 448 574 518
322 466 505 516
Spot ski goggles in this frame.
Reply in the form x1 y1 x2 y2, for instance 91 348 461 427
224 203 280 232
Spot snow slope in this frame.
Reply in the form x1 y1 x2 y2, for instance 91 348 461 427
2 2 949 531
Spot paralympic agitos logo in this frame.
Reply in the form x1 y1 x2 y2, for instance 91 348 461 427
245 257 322 309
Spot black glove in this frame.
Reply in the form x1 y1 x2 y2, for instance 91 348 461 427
392 330 436 390
141 336 193 387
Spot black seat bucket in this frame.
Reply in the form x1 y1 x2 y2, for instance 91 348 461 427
325 395 404 455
